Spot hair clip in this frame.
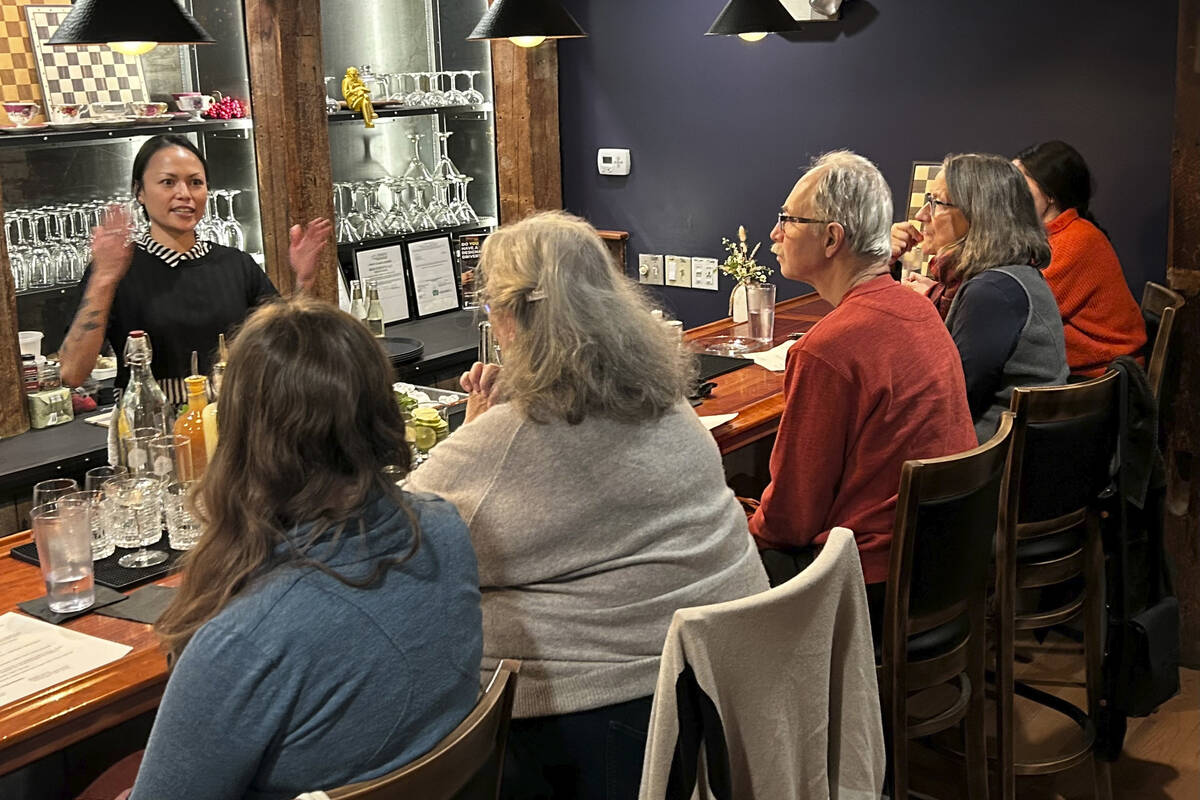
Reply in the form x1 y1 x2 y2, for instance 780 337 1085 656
526 288 547 302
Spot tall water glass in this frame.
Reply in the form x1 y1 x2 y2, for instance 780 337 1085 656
60 490 114 560
746 282 776 346
31 503 96 613
32 478 78 509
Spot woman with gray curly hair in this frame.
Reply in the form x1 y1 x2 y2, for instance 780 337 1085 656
407 211 768 799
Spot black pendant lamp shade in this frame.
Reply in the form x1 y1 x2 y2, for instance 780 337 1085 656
48 0 215 47
467 0 587 42
706 0 797 36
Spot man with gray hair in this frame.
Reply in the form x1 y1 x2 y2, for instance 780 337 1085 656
749 151 977 639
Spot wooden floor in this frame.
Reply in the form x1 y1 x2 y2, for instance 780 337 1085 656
910 632 1199 799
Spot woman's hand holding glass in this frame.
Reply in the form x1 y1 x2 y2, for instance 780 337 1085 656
890 220 924 263
461 361 503 423
89 205 135 287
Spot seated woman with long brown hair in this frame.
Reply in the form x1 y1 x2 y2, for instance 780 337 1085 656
124 298 483 800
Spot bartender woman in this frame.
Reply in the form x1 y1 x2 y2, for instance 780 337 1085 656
59 134 332 406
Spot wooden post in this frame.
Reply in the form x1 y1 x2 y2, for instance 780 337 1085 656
243 0 337 302
1167 0 1200 667
491 39 563 222
0 180 30 438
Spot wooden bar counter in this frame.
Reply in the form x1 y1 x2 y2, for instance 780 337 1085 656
0 292 831 776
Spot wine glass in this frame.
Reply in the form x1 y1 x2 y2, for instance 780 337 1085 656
25 211 54 289
219 189 246 250
462 71 486 105
442 72 467 106
8 211 29 291
333 183 360 243
323 76 340 113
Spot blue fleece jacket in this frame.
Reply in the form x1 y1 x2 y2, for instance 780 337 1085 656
129 491 482 800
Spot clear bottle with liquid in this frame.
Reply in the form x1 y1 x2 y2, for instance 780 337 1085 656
110 331 171 466
349 279 367 323
366 281 385 338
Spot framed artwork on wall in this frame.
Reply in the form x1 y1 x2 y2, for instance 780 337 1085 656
905 161 943 276
24 4 149 109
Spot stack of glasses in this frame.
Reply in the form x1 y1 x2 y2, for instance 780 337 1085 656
334 132 480 243
324 69 486 113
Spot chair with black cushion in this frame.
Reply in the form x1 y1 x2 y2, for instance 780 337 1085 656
307 660 520 800
994 372 1119 800
1140 281 1184 401
880 413 1013 800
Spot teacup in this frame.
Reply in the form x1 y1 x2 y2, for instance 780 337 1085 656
128 101 168 118
87 101 127 120
50 103 84 122
3 101 40 127
174 94 214 121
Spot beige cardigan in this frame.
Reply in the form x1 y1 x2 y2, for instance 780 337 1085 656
639 527 885 800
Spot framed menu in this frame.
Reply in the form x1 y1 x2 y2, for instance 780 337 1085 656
353 243 412 325
406 235 460 317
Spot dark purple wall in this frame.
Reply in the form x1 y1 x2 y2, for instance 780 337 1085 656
556 0 1179 327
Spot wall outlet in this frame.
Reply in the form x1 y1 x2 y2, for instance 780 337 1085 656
664 255 691 288
638 253 664 285
691 257 719 291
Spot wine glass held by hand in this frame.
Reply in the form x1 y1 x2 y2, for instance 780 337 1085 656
58 134 334 406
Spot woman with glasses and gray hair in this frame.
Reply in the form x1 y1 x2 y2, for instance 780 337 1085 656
899 153 1068 442
405 211 768 799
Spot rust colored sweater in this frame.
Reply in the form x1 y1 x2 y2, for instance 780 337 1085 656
748 276 978 584
1043 209 1146 376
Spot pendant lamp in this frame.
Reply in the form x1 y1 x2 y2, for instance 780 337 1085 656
706 0 797 41
48 0 215 56
467 0 587 49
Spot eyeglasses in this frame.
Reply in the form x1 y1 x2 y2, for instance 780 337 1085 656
777 211 835 229
923 192 956 214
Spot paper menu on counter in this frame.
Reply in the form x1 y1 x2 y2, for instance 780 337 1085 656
0 612 132 707
354 244 411 324
407 236 460 317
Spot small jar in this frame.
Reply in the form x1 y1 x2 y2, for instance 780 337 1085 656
38 361 62 390
21 354 39 394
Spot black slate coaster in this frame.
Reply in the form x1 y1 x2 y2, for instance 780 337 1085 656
10 540 185 590
18 585 127 625
95 584 176 624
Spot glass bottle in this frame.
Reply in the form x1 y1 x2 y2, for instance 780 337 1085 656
201 362 223 464
349 278 367 323
366 280 385 337
111 331 171 466
173 375 208 478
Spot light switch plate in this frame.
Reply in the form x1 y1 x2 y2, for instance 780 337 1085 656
691 257 719 291
638 253 664 285
664 255 691 288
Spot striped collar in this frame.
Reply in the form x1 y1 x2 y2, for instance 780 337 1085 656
135 233 213 268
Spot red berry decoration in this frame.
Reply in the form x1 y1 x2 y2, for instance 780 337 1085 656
202 95 249 120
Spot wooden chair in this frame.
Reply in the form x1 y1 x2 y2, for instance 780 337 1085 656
314 660 520 800
880 413 1013 800
1140 281 1184 400
994 372 1119 800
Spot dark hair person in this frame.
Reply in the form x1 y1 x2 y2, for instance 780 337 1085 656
126 298 482 800
1014 140 1146 376
59 134 333 408
925 153 1068 442
407 211 768 799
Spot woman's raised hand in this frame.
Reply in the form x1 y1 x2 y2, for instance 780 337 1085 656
890 220 924 262
288 217 334 291
89 205 135 287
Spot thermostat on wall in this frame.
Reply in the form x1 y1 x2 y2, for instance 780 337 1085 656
597 148 631 176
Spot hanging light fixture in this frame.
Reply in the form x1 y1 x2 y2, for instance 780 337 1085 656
48 0 215 57
706 0 797 42
467 0 587 49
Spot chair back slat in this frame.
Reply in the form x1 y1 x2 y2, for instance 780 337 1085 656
888 413 1013 642
323 660 521 800
1141 281 1184 400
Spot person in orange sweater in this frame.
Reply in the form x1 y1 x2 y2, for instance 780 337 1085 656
1013 141 1146 376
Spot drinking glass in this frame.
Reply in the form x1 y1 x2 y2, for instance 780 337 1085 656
121 427 161 475
86 464 128 492
150 434 193 484
218 189 246 249
462 71 486 105
165 481 203 550
746 282 776 345
333 183 360 244
24 212 53 289
106 476 168 568
323 76 340 113
31 503 95 613
444 72 468 106
8 211 29 292
32 478 79 509
60 490 114 561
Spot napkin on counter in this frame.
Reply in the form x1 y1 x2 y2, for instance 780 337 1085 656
698 413 738 431
95 585 176 624
83 410 113 428
748 339 799 372
18 585 127 625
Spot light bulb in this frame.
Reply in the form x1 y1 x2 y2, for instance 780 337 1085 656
738 32 768 42
509 35 547 48
108 41 157 56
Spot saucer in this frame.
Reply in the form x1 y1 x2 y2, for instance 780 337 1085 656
0 122 47 133
134 114 173 123
47 120 93 131
102 116 140 127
